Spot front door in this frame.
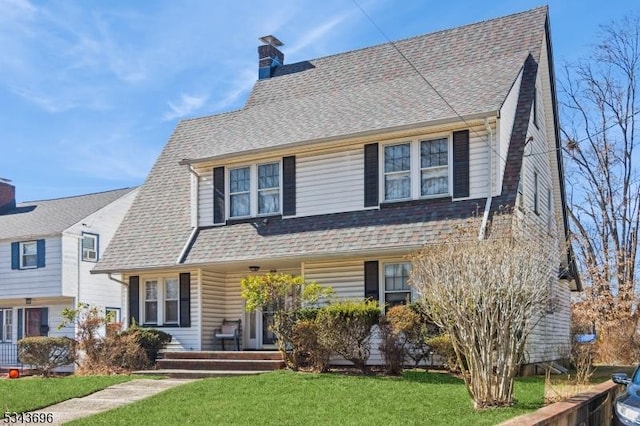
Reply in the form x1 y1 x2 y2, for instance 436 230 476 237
244 307 277 349
25 308 48 337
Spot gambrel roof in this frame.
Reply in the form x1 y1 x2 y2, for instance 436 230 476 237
95 7 551 273
0 188 136 241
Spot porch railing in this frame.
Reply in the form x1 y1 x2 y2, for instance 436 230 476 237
0 343 21 366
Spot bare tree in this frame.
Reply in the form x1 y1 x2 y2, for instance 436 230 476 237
561 15 640 361
409 219 552 409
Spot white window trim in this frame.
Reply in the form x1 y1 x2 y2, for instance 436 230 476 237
226 161 282 219
0 309 12 342
20 241 38 269
379 261 416 311
81 233 99 262
379 133 453 203
382 142 412 202
142 277 180 326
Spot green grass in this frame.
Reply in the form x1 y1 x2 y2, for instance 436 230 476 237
68 371 544 426
0 375 134 413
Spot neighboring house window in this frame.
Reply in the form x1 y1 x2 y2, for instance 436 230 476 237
534 171 539 214
82 233 99 262
105 307 121 323
533 88 538 129
144 280 159 324
258 163 280 214
420 138 449 196
384 263 412 310
164 278 179 324
517 174 524 210
0 309 12 342
21 241 37 269
384 143 411 200
230 167 251 217
227 162 282 219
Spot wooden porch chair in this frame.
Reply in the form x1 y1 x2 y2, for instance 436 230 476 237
213 319 241 351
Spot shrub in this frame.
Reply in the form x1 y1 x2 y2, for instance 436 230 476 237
18 336 77 377
122 325 171 364
316 300 380 373
426 334 459 372
378 315 405 375
384 304 438 368
291 318 331 372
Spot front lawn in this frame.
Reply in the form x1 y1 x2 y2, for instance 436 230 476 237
0 375 134 413
68 370 544 426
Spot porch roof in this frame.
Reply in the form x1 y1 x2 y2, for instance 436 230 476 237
182 198 485 265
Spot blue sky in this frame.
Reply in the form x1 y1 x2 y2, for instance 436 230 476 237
1 0 636 202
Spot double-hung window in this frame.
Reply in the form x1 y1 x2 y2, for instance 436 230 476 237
82 233 99 262
164 278 179 325
258 163 280 214
384 143 411 200
0 309 12 342
228 162 281 218
143 278 180 326
420 138 449 196
384 263 412 311
230 167 251 217
21 241 37 269
382 136 451 202
144 280 159 324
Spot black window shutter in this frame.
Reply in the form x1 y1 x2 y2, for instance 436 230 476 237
36 239 46 268
11 242 19 270
129 276 140 326
179 272 191 327
453 130 470 198
282 156 296 216
40 307 49 336
0 311 3 341
17 309 23 340
213 167 225 224
364 144 379 207
364 261 379 300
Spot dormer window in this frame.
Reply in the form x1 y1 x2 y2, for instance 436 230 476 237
228 162 281 219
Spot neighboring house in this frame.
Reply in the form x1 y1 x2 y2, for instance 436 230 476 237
94 7 579 366
0 180 137 366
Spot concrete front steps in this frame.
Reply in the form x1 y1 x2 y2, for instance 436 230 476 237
140 351 285 379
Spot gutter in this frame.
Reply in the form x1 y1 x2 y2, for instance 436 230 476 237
177 226 199 264
478 118 494 240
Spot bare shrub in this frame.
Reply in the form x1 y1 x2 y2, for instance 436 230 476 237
410 220 552 408
18 336 77 377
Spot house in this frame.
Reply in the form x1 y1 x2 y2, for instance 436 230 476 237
0 180 137 367
93 6 579 366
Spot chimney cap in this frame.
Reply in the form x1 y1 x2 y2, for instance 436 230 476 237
259 35 283 47
0 177 12 184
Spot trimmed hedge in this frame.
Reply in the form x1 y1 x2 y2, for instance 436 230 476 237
18 336 77 377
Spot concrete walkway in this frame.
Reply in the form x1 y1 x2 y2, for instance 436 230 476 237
26 378 196 425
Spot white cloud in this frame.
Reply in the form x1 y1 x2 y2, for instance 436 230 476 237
287 12 353 56
163 93 209 121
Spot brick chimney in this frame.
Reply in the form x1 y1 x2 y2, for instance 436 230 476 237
0 178 16 212
258 35 284 79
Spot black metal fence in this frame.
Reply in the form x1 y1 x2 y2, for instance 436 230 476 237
0 343 20 366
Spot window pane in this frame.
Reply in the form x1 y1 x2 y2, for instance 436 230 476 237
384 144 411 173
145 281 158 300
385 263 411 291
258 189 280 214
230 167 250 193
165 301 178 323
421 168 449 196
23 254 37 267
145 302 157 323
385 173 411 200
258 163 279 189
23 242 36 255
230 193 250 217
165 279 179 300
421 138 448 168
82 235 95 250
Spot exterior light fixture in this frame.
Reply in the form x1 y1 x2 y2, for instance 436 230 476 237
25 298 32 305
249 266 260 272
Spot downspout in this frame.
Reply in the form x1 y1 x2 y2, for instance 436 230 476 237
479 118 494 240
177 226 199 264
177 163 200 263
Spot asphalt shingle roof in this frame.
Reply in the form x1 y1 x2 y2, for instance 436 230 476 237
95 7 548 272
0 188 136 241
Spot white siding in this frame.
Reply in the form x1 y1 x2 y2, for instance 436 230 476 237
296 148 364 216
200 270 225 350
303 260 364 299
467 122 494 199
198 170 214 227
498 68 524 194
0 237 63 298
